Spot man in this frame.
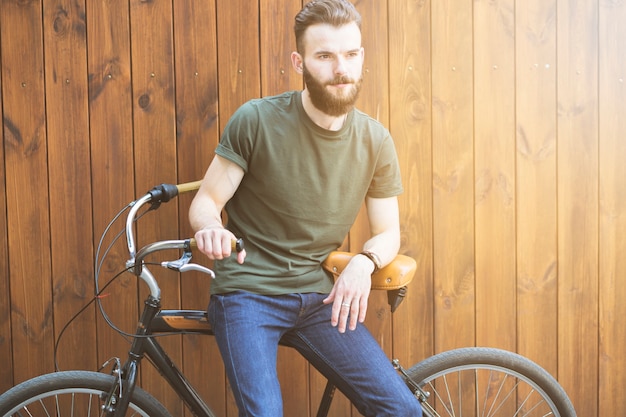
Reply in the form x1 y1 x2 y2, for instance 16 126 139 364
189 1 422 415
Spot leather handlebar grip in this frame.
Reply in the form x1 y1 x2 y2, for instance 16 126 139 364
188 238 244 253
176 180 202 194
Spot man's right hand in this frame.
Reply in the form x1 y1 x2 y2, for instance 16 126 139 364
194 227 246 264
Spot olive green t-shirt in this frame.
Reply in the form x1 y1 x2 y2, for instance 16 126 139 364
211 90 403 295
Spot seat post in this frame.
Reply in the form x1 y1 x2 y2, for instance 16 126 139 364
316 380 337 417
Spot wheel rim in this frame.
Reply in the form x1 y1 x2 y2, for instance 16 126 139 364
3 387 151 417
419 364 561 417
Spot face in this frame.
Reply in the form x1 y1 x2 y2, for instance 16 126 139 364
294 22 364 116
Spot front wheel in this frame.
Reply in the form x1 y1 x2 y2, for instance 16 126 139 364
405 347 576 417
0 370 172 417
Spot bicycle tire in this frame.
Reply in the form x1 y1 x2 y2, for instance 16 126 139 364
0 370 172 417
405 347 576 417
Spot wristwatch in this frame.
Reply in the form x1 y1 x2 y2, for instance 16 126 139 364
359 250 381 273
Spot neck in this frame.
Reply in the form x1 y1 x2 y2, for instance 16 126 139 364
301 89 347 131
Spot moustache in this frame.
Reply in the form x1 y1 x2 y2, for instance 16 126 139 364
328 75 355 85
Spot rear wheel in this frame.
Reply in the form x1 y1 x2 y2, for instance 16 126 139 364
0 370 171 417
406 347 576 417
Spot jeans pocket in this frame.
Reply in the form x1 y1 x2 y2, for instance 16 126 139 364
207 294 224 328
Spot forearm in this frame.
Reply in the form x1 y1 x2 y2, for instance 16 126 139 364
189 193 224 232
358 196 401 270
188 155 244 233
361 227 401 269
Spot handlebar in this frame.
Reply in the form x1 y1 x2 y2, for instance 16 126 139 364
124 181 242 300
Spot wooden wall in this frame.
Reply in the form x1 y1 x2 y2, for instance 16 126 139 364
1 0 624 416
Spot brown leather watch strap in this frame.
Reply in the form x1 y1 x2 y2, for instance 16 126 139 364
359 250 381 273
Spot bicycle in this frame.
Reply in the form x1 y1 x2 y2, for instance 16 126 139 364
0 181 577 417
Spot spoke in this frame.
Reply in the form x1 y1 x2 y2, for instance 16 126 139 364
488 375 522 416
442 374 455 417
457 371 461 416
19 404 36 417
513 387 534 417
87 393 93 416
427 380 455 416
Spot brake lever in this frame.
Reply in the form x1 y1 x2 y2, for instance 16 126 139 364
177 263 215 278
161 250 216 278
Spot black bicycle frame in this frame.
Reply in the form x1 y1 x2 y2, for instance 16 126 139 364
110 296 217 417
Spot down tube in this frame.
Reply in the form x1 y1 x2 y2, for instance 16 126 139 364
144 337 218 417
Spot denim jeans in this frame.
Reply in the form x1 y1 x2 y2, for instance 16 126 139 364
208 291 423 417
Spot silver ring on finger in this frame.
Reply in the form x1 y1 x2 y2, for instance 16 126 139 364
341 302 351 308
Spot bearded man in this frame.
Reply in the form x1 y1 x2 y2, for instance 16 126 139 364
189 1 423 416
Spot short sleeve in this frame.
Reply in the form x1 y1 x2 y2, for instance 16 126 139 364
215 101 260 173
367 134 404 198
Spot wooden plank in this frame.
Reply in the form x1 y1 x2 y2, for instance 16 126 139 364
515 0 558 375
431 0 476 352
42 0 97 372
216 0 261 132
85 0 137 389
556 0 599 415
172 0 226 416
0 33 13 392
473 0 516 351
1 0 55 383
598 0 626 415
388 0 434 368
129 0 182 413
260 0 302 97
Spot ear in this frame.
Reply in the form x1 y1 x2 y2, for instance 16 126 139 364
291 52 303 74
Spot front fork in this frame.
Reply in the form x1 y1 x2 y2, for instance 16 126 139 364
392 359 438 417
100 296 161 416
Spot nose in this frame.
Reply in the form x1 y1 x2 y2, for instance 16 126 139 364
334 56 348 76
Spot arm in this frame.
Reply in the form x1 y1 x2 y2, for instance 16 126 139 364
189 154 246 264
361 195 401 267
323 195 401 332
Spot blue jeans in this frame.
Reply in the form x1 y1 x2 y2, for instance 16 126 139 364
208 292 422 417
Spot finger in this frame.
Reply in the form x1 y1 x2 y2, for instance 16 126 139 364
218 234 233 258
348 302 359 331
337 299 352 333
329 299 341 328
323 287 336 305
237 249 247 264
196 232 213 257
358 296 368 324
194 232 206 253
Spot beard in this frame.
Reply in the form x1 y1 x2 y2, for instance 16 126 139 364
303 65 363 117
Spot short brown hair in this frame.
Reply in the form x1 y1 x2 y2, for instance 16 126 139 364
294 0 362 54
